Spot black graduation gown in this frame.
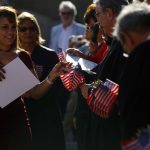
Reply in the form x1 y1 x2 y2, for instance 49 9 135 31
89 40 127 150
25 45 69 150
118 40 150 140
75 89 92 150
74 40 127 150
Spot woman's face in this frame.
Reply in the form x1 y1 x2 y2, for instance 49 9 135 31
85 19 96 40
89 41 98 54
0 17 16 51
18 19 38 45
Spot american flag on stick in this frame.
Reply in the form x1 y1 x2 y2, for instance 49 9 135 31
57 49 84 91
57 48 66 62
60 64 84 91
87 79 119 118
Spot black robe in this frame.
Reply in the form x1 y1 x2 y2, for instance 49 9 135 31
88 40 127 150
75 39 127 150
25 45 69 150
118 39 150 140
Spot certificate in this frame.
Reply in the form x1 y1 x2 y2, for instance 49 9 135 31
66 54 80 66
65 54 98 70
0 57 40 108
78 58 97 70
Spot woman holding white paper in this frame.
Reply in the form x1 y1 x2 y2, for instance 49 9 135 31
0 6 71 150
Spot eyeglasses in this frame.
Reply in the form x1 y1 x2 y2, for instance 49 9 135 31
61 11 73 16
18 26 36 32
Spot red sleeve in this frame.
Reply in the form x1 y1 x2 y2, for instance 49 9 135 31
18 50 33 70
86 42 109 64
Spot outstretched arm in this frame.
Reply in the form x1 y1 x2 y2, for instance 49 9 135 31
24 61 72 100
66 48 86 58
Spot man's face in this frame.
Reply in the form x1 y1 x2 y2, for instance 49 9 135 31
95 3 112 36
59 8 74 27
85 18 96 40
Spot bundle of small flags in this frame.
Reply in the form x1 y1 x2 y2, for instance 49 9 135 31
87 79 119 118
57 48 84 91
60 64 84 91
121 127 150 150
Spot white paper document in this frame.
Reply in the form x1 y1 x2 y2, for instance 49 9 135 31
78 58 97 70
66 54 98 70
66 54 80 66
0 57 40 108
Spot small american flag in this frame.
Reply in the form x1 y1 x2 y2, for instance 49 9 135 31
121 128 150 150
87 79 119 118
60 64 84 91
57 48 84 91
57 48 66 62
32 63 43 79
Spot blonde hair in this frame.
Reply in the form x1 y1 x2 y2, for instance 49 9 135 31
18 12 45 44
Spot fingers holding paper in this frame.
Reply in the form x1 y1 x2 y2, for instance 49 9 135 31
0 63 5 81
66 48 85 58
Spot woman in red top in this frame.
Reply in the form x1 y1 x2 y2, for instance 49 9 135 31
86 23 108 64
67 23 109 64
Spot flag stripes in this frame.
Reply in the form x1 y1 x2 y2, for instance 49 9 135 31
57 48 66 62
121 128 150 150
60 69 84 91
87 79 119 118
57 49 84 91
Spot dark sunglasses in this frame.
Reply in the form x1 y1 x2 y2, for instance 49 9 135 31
18 26 36 32
61 11 73 15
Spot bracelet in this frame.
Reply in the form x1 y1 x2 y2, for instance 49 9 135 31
46 77 53 85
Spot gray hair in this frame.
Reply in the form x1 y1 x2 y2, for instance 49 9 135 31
94 0 129 15
113 2 150 43
59 1 77 16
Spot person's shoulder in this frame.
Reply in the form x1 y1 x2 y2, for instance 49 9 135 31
39 45 56 53
16 49 30 57
38 45 59 62
39 45 54 51
51 24 62 30
131 39 150 58
73 22 85 28
16 49 33 68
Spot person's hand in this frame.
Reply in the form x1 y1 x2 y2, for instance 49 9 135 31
47 61 72 81
66 48 85 58
0 63 5 81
